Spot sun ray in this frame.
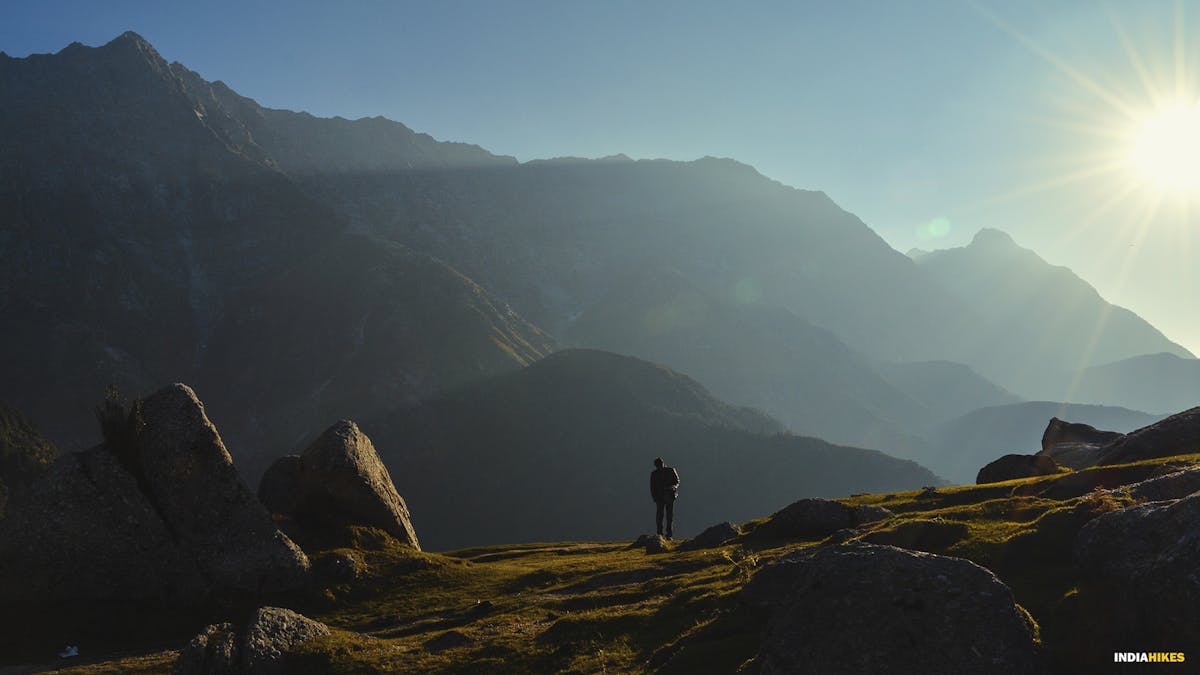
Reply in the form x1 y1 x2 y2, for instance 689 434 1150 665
967 1 1143 120
1057 187 1166 401
1108 10 1164 103
1054 180 1142 245
955 159 1128 213
1175 0 1187 100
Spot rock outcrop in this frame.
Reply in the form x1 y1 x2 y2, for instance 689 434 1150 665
0 384 309 605
976 453 1062 484
1075 491 1200 645
173 607 331 675
754 498 893 540
259 420 419 549
1125 466 1200 502
1037 408 1200 471
741 543 1042 674
1038 417 1123 469
677 522 740 551
1093 406 1200 466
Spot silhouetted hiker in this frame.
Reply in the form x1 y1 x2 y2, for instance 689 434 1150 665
650 457 680 538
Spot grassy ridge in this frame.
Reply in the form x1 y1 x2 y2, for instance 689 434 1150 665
43 452 1200 674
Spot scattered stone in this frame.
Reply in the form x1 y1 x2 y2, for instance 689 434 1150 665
173 607 331 675
259 420 419 549
644 534 670 554
424 630 472 653
741 543 1042 674
677 522 740 551
976 453 1063 484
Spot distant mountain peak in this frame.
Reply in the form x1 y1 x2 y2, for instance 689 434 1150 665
969 228 1017 248
111 30 152 45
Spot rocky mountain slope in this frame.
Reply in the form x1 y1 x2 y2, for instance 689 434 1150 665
7 32 1190 485
366 349 943 551
0 33 551 462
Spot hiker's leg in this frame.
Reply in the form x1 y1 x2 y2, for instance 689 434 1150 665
665 500 674 538
655 502 665 535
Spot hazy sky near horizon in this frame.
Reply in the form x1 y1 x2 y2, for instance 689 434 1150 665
4 1 1200 354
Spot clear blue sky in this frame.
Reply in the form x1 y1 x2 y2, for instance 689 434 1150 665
4 1 1199 354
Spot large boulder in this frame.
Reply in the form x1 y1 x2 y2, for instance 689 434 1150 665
1038 408 1200 470
134 384 310 593
1038 417 1122 469
1075 492 1200 645
741 543 1042 674
259 420 419 549
0 383 309 605
0 446 204 603
173 607 331 675
754 498 892 540
976 453 1062 484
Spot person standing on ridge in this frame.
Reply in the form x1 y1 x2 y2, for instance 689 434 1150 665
650 457 680 539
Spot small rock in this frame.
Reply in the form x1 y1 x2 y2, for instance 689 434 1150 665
242 607 331 673
173 607 331 675
424 630 472 653
172 623 239 675
677 522 740 551
977 454 1063 484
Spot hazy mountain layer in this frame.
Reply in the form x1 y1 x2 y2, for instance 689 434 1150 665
912 229 1193 396
1036 352 1200 415
925 401 1165 484
366 349 943 551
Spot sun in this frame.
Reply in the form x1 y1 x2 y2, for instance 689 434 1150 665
1129 103 1200 191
